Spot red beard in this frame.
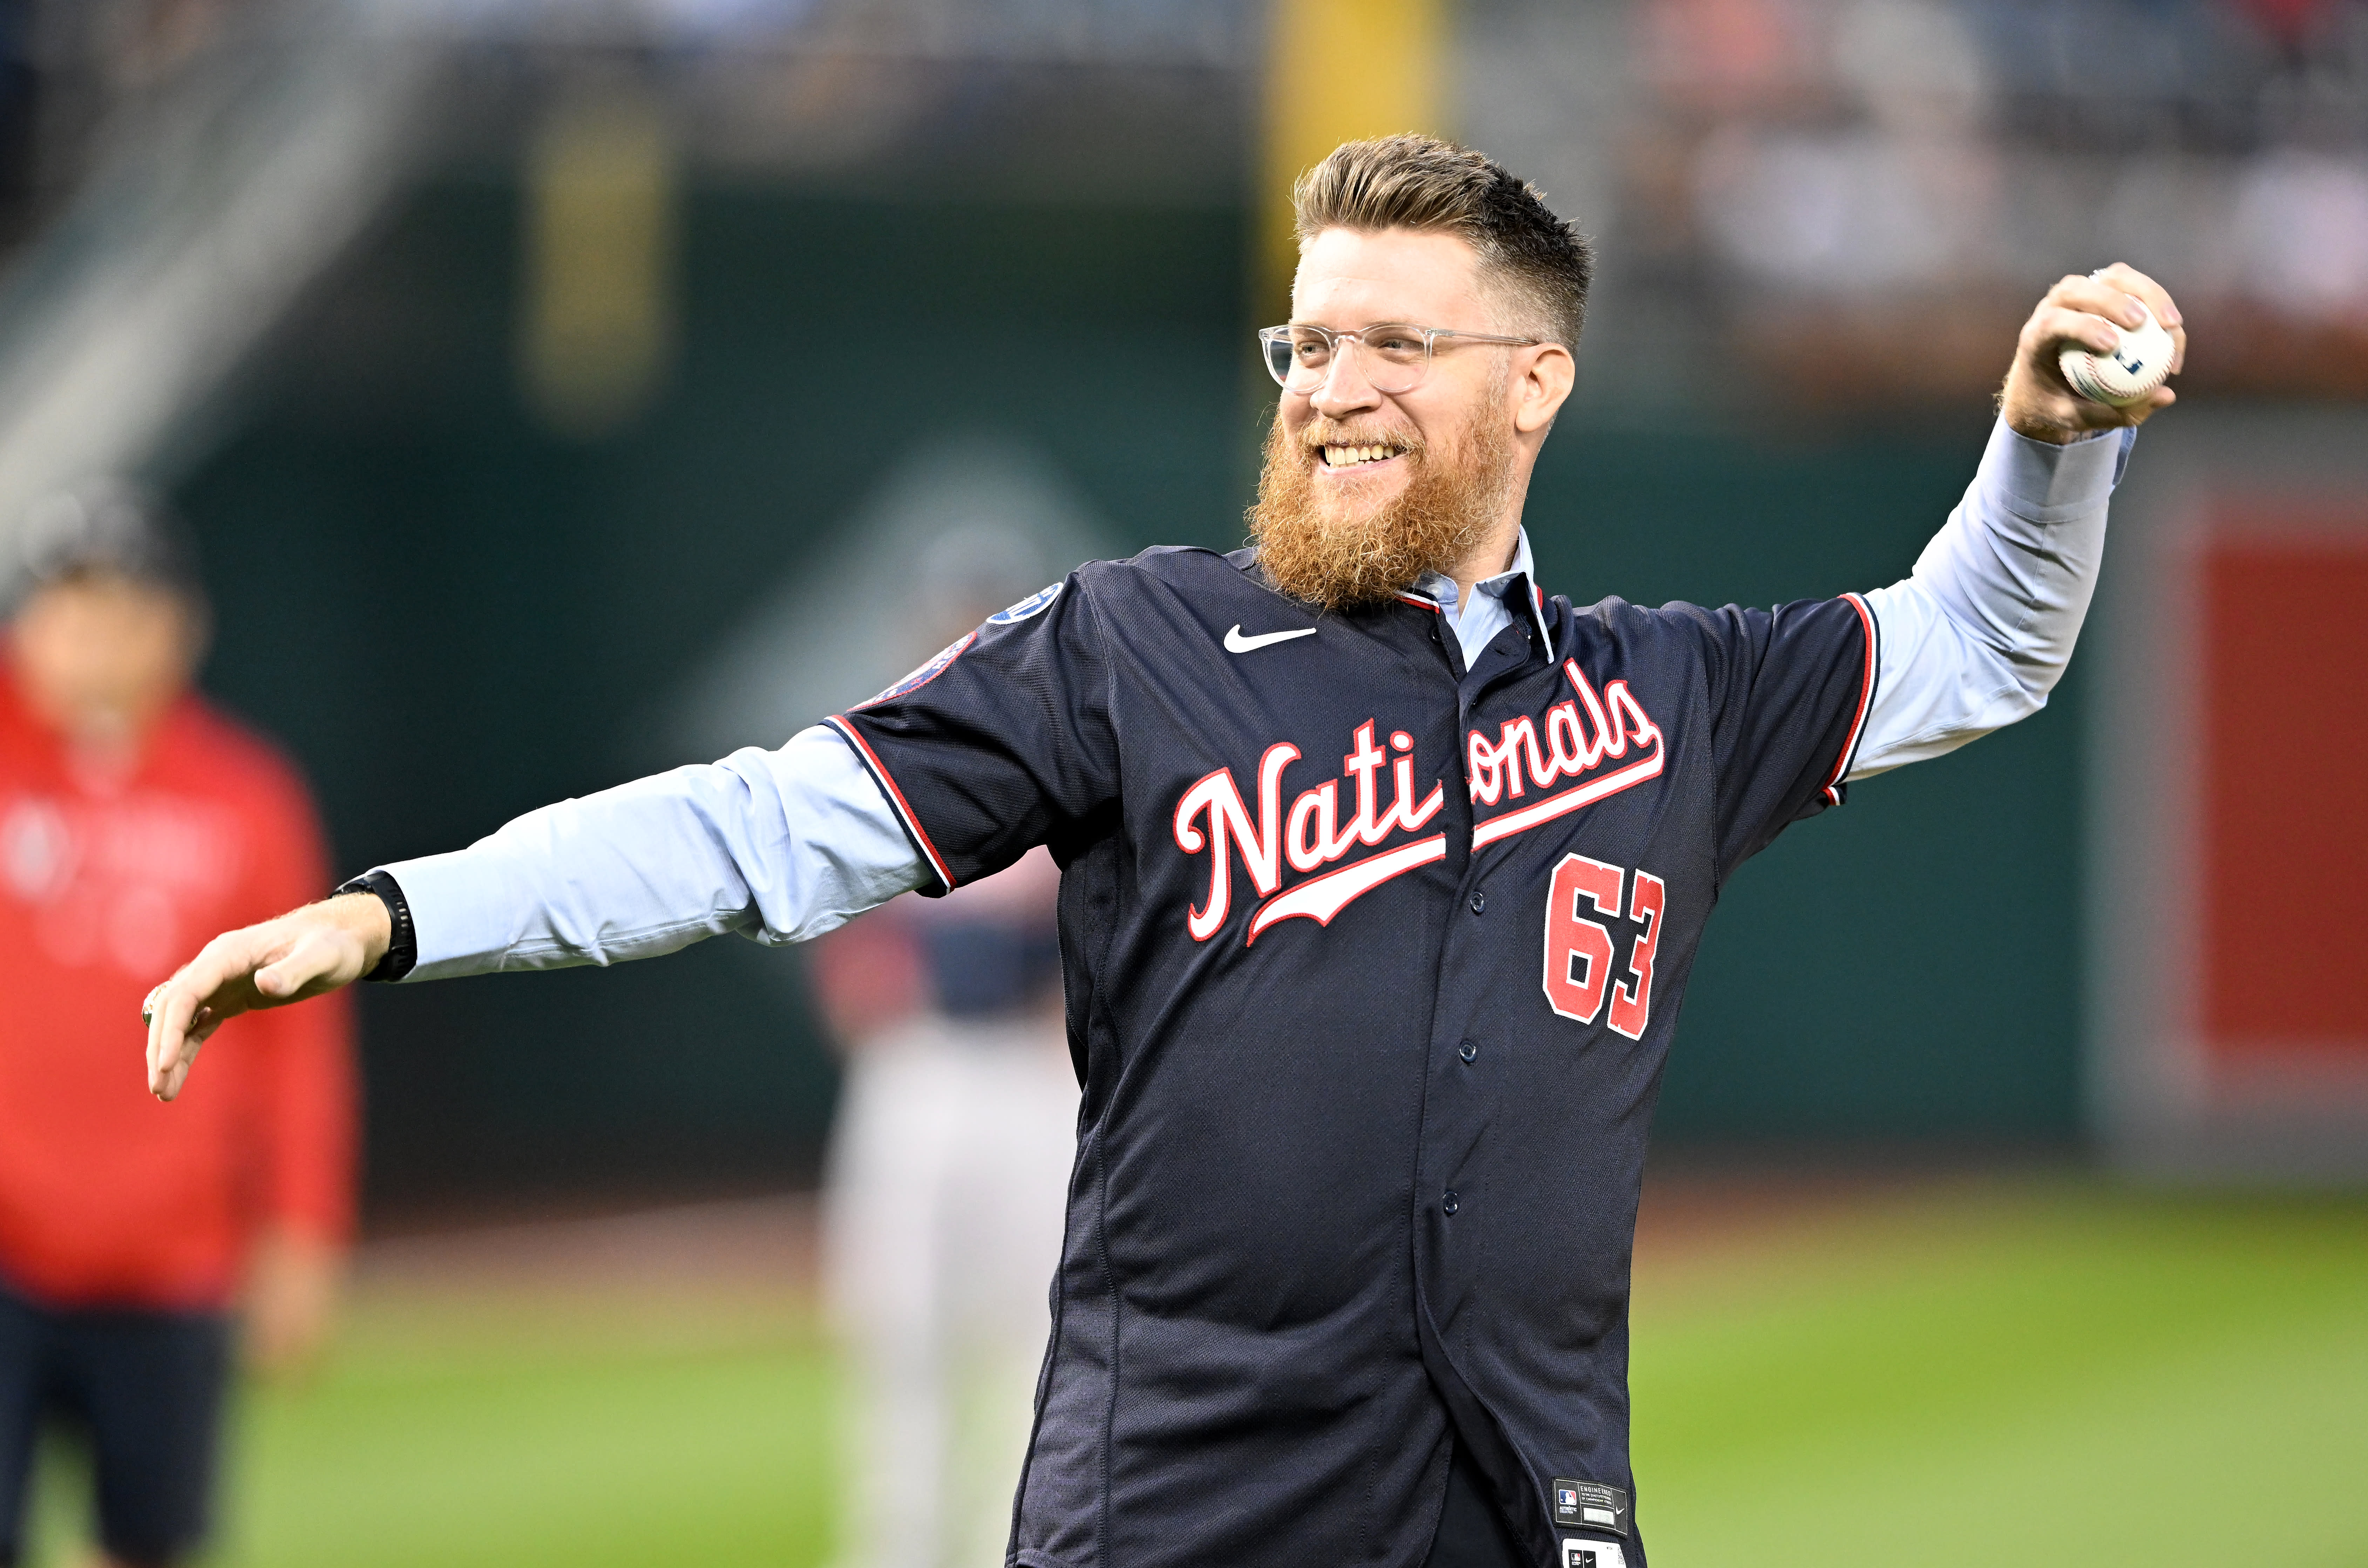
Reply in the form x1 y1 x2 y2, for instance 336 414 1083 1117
1246 400 1514 612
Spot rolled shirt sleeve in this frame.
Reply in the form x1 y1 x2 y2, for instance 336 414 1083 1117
378 724 928 982
1851 417 2133 779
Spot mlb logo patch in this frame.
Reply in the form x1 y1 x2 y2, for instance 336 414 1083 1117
1549 1477 1630 1536
1562 1541 1627 1568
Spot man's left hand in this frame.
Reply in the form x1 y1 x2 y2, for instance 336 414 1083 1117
1999 263 2186 445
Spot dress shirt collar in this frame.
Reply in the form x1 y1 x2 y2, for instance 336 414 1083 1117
1409 527 1553 670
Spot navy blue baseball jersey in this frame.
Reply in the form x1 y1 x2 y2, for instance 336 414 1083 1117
826 544 1874 1568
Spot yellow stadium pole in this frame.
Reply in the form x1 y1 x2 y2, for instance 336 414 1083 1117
1256 0 1447 325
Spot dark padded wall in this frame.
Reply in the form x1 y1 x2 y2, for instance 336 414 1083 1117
176 179 2080 1213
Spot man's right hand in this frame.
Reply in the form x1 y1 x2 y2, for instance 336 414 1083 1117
144 892 390 1102
1997 263 2185 444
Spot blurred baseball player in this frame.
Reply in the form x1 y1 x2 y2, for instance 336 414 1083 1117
801 515 1087 1568
1 483 355 1568
811 846 1074 1568
138 136 2179 1566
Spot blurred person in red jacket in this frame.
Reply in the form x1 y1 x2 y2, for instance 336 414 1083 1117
0 482 355 1568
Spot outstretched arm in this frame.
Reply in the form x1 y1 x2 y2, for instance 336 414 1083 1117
1848 264 2185 779
146 725 926 1100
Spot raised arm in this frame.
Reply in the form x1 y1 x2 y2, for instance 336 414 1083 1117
1848 263 2184 779
145 725 927 1100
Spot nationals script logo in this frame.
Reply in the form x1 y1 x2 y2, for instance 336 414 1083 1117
1465 659 1665 848
1173 660 1665 944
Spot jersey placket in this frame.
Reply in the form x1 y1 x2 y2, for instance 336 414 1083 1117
1409 592 1572 1555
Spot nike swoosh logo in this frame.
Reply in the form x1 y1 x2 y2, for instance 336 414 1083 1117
1224 625 1317 654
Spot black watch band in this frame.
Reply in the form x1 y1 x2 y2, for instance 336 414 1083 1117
335 869 418 983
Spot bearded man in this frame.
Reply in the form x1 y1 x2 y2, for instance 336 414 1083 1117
141 135 2182 1568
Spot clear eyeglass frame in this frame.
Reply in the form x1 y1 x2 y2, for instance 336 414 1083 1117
1257 321 1545 395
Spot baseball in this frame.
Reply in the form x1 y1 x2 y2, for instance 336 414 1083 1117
2058 299 2175 407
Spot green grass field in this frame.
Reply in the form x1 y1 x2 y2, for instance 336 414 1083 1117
1629 1181 2368 1566
25 1178 2368 1567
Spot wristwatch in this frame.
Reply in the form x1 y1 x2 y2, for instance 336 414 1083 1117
334 869 418 982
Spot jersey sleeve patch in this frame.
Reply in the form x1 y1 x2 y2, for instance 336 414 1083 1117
826 565 1122 895
989 582 1063 623
850 630 977 711
849 582 1060 714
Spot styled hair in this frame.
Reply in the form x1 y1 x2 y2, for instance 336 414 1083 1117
1291 134 1593 347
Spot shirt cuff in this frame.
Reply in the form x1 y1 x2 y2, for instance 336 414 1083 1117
1985 418 2133 522
1989 421 2140 526
367 848 524 982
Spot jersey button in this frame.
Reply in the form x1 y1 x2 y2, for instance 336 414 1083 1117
1441 1191 1460 1216
1469 889 1487 914
1458 1040 1478 1064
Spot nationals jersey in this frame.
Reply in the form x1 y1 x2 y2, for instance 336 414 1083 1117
826 545 1875 1568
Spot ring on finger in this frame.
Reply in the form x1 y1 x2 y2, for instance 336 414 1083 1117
141 984 164 1027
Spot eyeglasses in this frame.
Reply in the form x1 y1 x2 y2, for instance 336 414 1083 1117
1257 321 1545 395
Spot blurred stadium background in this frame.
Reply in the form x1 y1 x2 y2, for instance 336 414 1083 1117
1 0 2363 1561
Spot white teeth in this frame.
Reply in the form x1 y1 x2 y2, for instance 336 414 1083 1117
1319 443 1401 467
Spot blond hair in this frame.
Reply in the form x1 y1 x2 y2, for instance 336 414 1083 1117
1292 134 1593 347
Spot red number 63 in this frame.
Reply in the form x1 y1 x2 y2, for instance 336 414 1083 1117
1541 853 1664 1040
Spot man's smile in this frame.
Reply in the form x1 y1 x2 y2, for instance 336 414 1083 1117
1315 440 1410 473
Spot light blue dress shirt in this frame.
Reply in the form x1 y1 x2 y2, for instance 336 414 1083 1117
381 419 2132 981
1407 529 1554 672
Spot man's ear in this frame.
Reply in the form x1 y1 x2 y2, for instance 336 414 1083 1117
1513 343 1575 436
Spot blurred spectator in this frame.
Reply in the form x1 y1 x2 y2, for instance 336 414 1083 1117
1640 0 1821 116
810 846 1076 1568
2231 0 2341 48
2233 145 2368 320
0 481 355 1568
1693 126 2002 296
1590 0 2368 402
1685 0 2001 294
